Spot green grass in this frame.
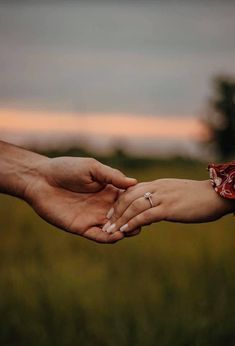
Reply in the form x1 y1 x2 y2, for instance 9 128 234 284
1 161 235 346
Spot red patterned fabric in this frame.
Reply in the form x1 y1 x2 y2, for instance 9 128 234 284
208 161 235 199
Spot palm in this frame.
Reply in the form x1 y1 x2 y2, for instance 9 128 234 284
28 179 124 243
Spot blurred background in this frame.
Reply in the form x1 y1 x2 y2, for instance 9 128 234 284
0 1 235 345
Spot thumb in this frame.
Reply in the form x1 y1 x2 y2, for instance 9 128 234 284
93 163 137 189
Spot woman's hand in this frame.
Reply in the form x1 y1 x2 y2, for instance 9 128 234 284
103 179 235 235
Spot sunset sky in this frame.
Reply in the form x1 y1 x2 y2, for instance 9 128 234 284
0 1 234 156
0 108 205 138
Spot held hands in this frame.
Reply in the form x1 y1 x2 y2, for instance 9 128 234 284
2 141 233 244
103 179 235 235
25 157 234 243
24 157 139 244
22 156 235 243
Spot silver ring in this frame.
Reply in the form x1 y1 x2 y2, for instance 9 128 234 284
144 192 154 208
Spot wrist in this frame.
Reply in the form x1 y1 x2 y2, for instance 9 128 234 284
204 179 235 217
0 141 49 200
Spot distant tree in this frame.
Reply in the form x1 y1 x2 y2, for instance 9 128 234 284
204 76 235 160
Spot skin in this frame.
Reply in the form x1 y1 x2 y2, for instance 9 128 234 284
104 179 235 234
0 141 139 244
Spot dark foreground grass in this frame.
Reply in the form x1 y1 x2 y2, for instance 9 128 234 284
1 161 235 346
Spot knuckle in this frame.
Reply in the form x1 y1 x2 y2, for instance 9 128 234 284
130 204 138 213
126 185 135 193
120 193 130 205
131 199 142 212
135 199 143 208
113 168 120 174
86 157 98 167
142 209 153 221
138 182 148 189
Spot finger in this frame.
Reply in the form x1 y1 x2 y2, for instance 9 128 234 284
106 183 151 225
105 189 143 227
119 207 164 234
114 196 151 232
98 184 120 204
105 188 127 220
94 163 137 189
106 193 159 233
83 227 124 244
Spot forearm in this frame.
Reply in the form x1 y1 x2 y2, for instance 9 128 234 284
0 141 48 199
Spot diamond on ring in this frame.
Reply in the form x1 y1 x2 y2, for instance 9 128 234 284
144 192 154 208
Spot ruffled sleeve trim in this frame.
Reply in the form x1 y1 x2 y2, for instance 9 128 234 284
208 161 235 200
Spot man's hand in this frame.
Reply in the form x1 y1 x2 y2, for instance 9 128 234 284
0 141 137 243
25 156 138 243
26 177 124 243
37 156 137 193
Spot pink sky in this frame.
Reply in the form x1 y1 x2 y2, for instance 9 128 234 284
0 108 207 141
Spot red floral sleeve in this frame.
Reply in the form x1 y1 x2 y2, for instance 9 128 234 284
208 161 235 199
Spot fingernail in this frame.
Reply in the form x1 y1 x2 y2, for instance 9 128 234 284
106 224 116 234
106 207 114 219
102 221 111 232
120 224 129 232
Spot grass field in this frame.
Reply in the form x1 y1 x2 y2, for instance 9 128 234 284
1 161 235 346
